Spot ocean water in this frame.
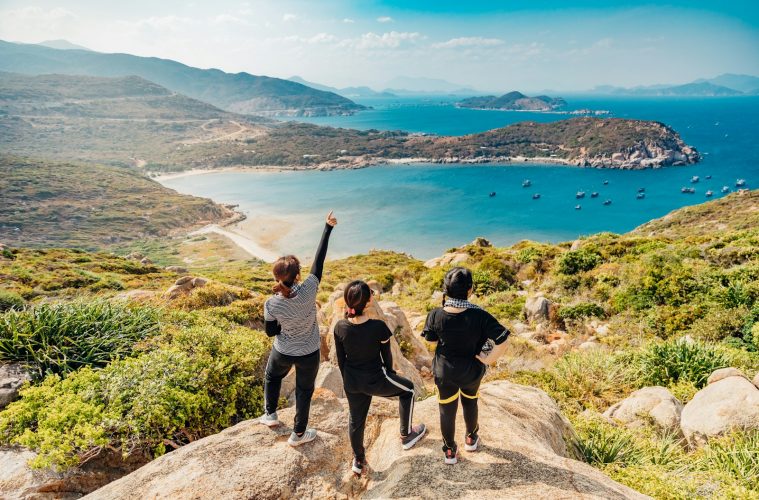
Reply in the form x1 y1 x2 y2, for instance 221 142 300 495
163 96 758 260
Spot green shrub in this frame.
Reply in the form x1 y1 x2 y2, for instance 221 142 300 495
0 301 160 378
701 431 759 490
557 249 600 275
172 283 253 310
638 339 727 389
477 255 516 285
0 289 25 312
689 307 747 342
558 302 606 321
645 304 705 339
0 319 269 470
472 269 509 295
575 417 643 466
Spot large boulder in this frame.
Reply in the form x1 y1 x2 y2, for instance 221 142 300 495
0 363 32 410
680 372 759 447
423 252 469 268
86 382 646 499
706 367 745 385
524 296 552 323
378 301 432 370
162 276 208 300
603 387 682 433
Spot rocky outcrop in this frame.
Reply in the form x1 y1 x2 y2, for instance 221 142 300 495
424 252 469 268
706 367 746 385
603 387 682 433
680 369 759 447
0 363 32 410
162 276 208 300
524 296 552 323
0 448 147 500
86 381 647 499
377 301 432 370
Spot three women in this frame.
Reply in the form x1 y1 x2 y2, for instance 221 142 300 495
261 213 509 470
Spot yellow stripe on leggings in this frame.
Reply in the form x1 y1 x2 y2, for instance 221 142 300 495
438 390 460 404
460 390 480 399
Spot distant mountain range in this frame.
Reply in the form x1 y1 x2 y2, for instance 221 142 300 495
36 39 93 51
0 40 365 117
383 76 477 95
288 76 396 99
457 91 566 111
591 74 759 96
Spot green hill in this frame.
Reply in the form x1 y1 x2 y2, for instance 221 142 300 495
0 155 234 249
0 40 365 117
457 91 567 111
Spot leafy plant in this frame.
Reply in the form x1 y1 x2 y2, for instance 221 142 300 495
558 302 606 321
0 289 25 312
575 417 643 466
557 249 601 275
638 338 727 389
0 301 160 378
701 431 759 490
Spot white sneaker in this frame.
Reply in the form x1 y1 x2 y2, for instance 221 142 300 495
259 412 280 427
288 428 317 446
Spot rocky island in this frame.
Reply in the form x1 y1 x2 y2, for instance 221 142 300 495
456 91 567 111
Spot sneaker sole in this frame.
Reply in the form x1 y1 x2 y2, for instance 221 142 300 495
351 465 363 475
464 437 480 452
444 456 458 465
401 427 427 450
261 420 281 428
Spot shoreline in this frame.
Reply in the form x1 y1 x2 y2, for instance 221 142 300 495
190 223 281 263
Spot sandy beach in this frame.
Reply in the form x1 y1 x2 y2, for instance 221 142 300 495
190 223 282 263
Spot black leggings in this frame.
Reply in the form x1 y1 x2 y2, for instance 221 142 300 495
264 348 320 434
345 371 415 460
437 376 482 450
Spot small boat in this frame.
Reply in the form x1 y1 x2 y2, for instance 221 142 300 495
575 204 582 210
721 186 730 193
638 187 646 193
603 180 609 185
603 199 612 206
636 193 645 199
705 175 712 180
576 191 586 199
691 176 699 183
532 193 541 200
489 192 496 197
736 179 746 187
681 187 696 194
522 179 532 188
591 192 599 198
705 190 713 197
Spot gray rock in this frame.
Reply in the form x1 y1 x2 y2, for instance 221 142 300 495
706 367 745 385
0 363 32 410
165 266 188 274
524 296 552 323
603 387 682 432
754 372 759 390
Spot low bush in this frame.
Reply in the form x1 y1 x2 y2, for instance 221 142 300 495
557 302 606 321
0 289 25 312
689 307 748 342
171 283 253 310
700 431 759 491
556 249 601 275
637 338 727 389
0 301 160 378
574 417 642 466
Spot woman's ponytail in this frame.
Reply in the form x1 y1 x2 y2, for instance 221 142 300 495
273 281 293 298
272 255 301 298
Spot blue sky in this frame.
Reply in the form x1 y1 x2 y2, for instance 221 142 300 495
0 1 757 91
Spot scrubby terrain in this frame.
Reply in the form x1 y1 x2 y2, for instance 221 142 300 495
1 190 757 498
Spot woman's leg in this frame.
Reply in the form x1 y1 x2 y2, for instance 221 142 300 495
264 348 294 416
460 377 483 438
292 349 321 434
345 392 372 460
437 381 460 450
369 372 415 436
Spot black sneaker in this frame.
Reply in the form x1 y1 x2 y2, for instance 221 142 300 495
351 457 365 475
401 423 427 450
464 432 480 451
443 444 458 465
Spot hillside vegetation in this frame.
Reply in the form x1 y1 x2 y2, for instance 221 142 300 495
1 73 698 172
457 90 567 111
1 191 757 498
0 155 234 249
0 40 364 117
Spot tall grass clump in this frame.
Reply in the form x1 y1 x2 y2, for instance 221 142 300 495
701 431 759 490
0 301 159 378
574 417 643 466
638 338 727 389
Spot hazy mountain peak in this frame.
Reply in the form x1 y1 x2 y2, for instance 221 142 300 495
36 39 92 51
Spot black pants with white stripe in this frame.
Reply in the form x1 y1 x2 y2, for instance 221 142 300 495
264 347 320 434
345 370 415 460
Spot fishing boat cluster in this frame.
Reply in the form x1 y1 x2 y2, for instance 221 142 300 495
486 177 749 210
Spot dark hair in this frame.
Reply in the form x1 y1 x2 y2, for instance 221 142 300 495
443 267 473 305
272 255 300 298
344 280 371 318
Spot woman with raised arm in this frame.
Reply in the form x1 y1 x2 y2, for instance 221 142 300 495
421 267 510 465
259 211 337 447
333 280 426 475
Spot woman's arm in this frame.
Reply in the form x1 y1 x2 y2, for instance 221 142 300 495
265 320 281 337
334 329 346 374
379 338 395 374
310 211 337 281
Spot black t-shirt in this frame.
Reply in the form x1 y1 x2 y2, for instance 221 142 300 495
333 319 393 385
422 307 509 384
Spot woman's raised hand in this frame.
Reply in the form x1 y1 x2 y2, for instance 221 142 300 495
326 210 338 227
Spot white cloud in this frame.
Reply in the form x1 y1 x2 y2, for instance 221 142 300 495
213 13 253 27
343 18 355 24
282 13 297 22
341 31 422 50
131 15 196 33
0 6 79 40
376 16 393 23
270 33 338 45
432 37 505 49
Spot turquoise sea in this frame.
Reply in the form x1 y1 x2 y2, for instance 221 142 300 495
163 96 758 260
